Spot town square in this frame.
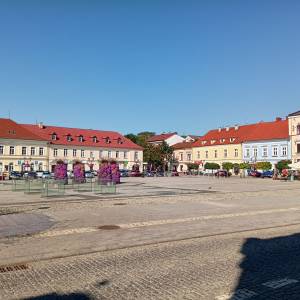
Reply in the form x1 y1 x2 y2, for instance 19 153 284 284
1 1 300 300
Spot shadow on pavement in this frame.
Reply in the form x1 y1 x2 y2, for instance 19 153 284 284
231 233 300 299
25 292 91 300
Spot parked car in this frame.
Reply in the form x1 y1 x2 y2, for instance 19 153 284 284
248 170 262 177
215 170 231 177
9 171 22 180
261 170 273 178
42 171 51 179
23 171 37 179
85 171 94 178
120 169 129 177
36 171 44 178
130 170 143 177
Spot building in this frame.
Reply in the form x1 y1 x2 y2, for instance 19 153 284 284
147 133 185 146
242 118 291 167
172 141 194 172
288 111 300 163
192 124 255 168
0 119 143 173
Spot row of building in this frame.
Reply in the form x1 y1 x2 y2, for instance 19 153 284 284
0 119 143 173
149 111 300 172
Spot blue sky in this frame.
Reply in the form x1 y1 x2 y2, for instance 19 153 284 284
0 1 299 136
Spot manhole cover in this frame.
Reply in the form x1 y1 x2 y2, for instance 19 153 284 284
0 264 29 273
113 203 127 206
98 225 120 230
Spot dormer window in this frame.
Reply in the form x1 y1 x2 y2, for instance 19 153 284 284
51 133 57 141
230 138 236 143
66 135 72 142
117 138 123 144
78 135 84 142
202 141 207 145
220 139 225 143
105 137 111 144
92 136 97 143
210 140 216 144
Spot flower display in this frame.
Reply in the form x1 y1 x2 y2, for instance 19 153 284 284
73 161 85 183
98 159 120 184
54 160 68 183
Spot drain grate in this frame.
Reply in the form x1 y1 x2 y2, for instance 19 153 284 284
98 225 120 230
0 264 29 273
38 207 50 210
113 203 127 206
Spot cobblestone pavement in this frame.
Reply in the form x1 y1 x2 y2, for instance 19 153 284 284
2 224 300 299
1 177 300 299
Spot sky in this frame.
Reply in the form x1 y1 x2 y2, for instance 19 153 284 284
0 1 300 136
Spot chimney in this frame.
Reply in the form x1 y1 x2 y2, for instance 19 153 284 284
234 125 239 130
275 117 282 122
38 122 44 129
225 126 230 131
218 127 222 132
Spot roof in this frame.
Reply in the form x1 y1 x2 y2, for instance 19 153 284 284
147 133 177 142
244 119 289 142
192 119 289 147
0 119 45 141
288 110 300 117
21 123 143 150
172 141 194 150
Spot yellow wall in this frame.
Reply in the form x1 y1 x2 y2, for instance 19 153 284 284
288 115 300 162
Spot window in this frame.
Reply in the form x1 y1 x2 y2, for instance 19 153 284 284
297 125 300 135
224 149 228 158
246 148 250 157
9 146 15 155
0 146 3 155
105 137 111 144
214 150 217 158
64 149 68 157
52 133 57 140
99 150 103 158
234 149 238 157
262 147 268 157
116 151 119 158
22 147 27 156
30 147 35 156
117 138 123 144
134 151 139 160
81 150 85 157
90 151 94 158
39 147 44 156
205 151 208 159
92 136 97 143
67 135 72 142
54 148 58 157
73 149 77 157
187 153 192 161
180 152 183 161
253 148 258 157
272 147 278 157
78 135 83 142
124 151 128 159
282 146 287 156
197 151 200 159
108 151 111 158
297 144 300 153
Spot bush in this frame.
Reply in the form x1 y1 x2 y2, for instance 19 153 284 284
204 162 220 170
256 161 272 171
222 162 234 171
276 160 292 173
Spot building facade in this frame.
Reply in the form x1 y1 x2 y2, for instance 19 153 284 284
173 142 194 172
148 133 185 146
0 119 143 173
242 118 291 167
288 111 300 163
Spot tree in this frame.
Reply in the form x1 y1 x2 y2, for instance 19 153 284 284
222 162 234 171
256 161 272 171
187 163 199 170
239 162 250 170
160 141 174 171
276 160 291 172
124 133 138 144
143 144 162 165
204 162 220 170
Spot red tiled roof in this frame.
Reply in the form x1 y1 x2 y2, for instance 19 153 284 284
172 141 194 150
21 124 143 150
243 119 289 142
0 119 45 141
192 119 289 147
148 133 177 142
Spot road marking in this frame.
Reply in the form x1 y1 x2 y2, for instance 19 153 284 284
262 278 298 289
216 289 257 300
35 207 300 238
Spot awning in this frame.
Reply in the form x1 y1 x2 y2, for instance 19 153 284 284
288 162 300 170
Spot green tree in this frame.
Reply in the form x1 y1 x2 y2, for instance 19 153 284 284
276 160 292 172
239 162 250 170
160 141 174 170
222 162 234 171
187 163 199 170
143 144 162 164
124 133 138 144
256 161 272 171
204 162 220 170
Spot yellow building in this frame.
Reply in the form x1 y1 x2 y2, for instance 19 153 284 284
288 111 300 163
173 142 194 172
